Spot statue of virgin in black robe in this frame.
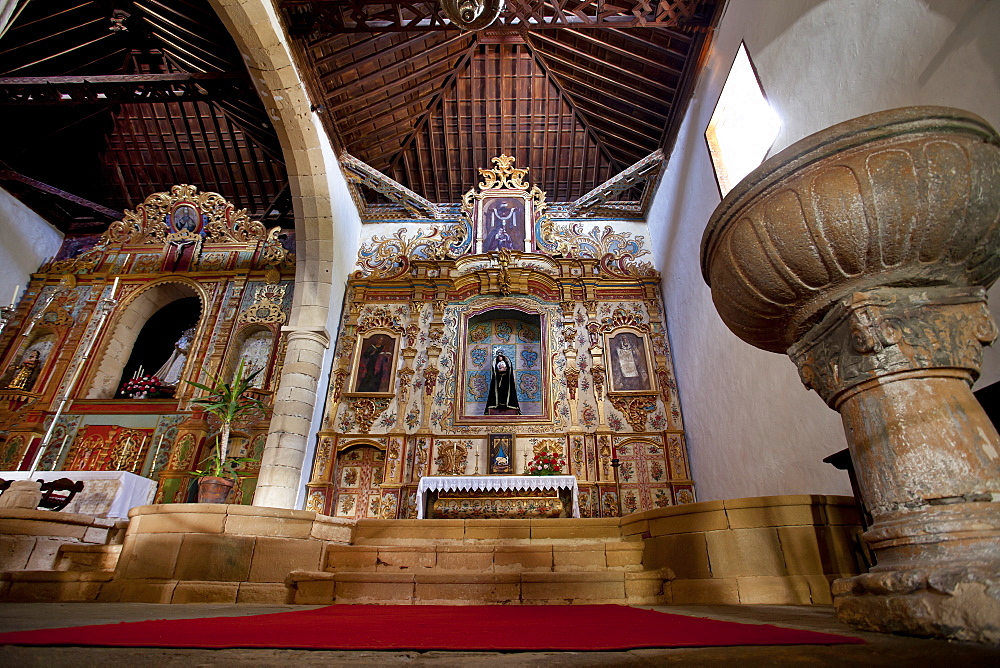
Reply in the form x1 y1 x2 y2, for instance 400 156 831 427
485 351 520 414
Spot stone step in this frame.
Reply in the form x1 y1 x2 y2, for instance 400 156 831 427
287 568 672 605
326 541 645 573
55 544 123 571
353 518 626 544
0 569 115 602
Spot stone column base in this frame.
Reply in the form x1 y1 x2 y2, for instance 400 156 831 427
833 561 1000 644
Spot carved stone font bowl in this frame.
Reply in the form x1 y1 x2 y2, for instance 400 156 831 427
701 106 1000 353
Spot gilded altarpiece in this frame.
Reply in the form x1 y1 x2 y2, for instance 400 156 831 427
308 156 694 518
0 185 294 505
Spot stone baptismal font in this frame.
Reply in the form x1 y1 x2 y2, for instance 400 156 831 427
702 106 1000 643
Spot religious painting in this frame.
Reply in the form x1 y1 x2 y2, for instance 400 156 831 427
488 432 515 474
460 308 547 422
475 193 534 254
348 331 400 396
169 204 201 233
604 329 657 394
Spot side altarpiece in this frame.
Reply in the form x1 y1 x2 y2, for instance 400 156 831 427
0 185 294 505
308 155 695 519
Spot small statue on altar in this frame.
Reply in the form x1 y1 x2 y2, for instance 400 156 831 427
485 350 520 415
154 326 195 387
4 350 40 391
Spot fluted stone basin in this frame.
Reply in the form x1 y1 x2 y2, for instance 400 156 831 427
701 106 1000 353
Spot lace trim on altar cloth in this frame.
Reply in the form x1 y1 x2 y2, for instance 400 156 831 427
416 475 580 518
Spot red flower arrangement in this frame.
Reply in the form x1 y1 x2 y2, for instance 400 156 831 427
527 450 566 476
119 374 163 398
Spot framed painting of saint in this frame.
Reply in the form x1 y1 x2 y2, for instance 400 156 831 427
347 331 400 397
475 192 534 254
604 329 657 394
169 203 202 234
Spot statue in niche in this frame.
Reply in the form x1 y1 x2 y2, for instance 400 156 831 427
485 350 521 415
4 350 40 391
154 327 195 387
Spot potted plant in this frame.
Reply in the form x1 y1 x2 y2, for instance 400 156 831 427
186 360 266 503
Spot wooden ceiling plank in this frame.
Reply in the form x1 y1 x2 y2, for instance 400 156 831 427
568 93 663 133
571 101 661 142
566 28 682 77
191 100 227 193
529 31 676 94
341 85 443 134
328 32 471 92
551 67 668 120
385 39 479 179
605 27 689 62
327 35 474 112
320 30 463 81
525 39 624 176
532 47 670 106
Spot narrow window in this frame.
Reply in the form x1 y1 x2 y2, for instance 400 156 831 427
705 42 781 197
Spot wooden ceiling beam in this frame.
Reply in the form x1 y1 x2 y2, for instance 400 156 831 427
386 40 480 178
327 34 474 112
0 169 123 220
529 31 676 94
605 27 689 62
340 85 445 140
531 46 671 106
543 64 668 121
319 31 468 83
567 93 664 133
564 28 683 76
522 39 623 176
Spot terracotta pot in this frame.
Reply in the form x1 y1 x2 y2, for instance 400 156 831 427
196 476 235 504
701 106 1000 353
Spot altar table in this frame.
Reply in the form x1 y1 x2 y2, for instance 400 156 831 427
417 475 580 519
0 471 156 519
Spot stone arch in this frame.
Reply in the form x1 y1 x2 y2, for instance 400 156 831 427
85 279 205 399
209 0 363 508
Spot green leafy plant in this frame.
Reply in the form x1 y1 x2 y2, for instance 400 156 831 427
186 360 266 479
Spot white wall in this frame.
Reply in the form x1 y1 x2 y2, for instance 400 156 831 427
649 0 1000 501
0 187 63 306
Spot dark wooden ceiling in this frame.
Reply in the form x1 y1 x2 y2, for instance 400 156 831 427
0 0 720 235
283 0 720 203
0 0 289 233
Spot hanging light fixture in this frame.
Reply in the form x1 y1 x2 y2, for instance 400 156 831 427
440 0 505 31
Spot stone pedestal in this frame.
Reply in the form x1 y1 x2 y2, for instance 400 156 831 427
789 286 1000 642
701 106 1000 643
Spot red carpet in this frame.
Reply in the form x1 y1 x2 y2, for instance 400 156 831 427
0 605 862 650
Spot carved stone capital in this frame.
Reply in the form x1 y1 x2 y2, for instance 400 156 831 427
347 397 391 434
609 394 657 432
789 286 997 407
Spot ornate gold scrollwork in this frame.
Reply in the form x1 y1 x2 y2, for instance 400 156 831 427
609 395 658 432
347 397 392 434
237 284 287 324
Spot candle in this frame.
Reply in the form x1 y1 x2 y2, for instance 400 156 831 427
109 276 120 298
612 445 618 460
10 284 19 306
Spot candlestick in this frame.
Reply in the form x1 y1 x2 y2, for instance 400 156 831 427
151 433 165 469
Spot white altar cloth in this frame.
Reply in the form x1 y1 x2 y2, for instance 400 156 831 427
0 470 156 519
417 475 580 519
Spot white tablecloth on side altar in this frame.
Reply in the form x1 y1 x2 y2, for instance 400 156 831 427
416 475 580 519
0 471 156 519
